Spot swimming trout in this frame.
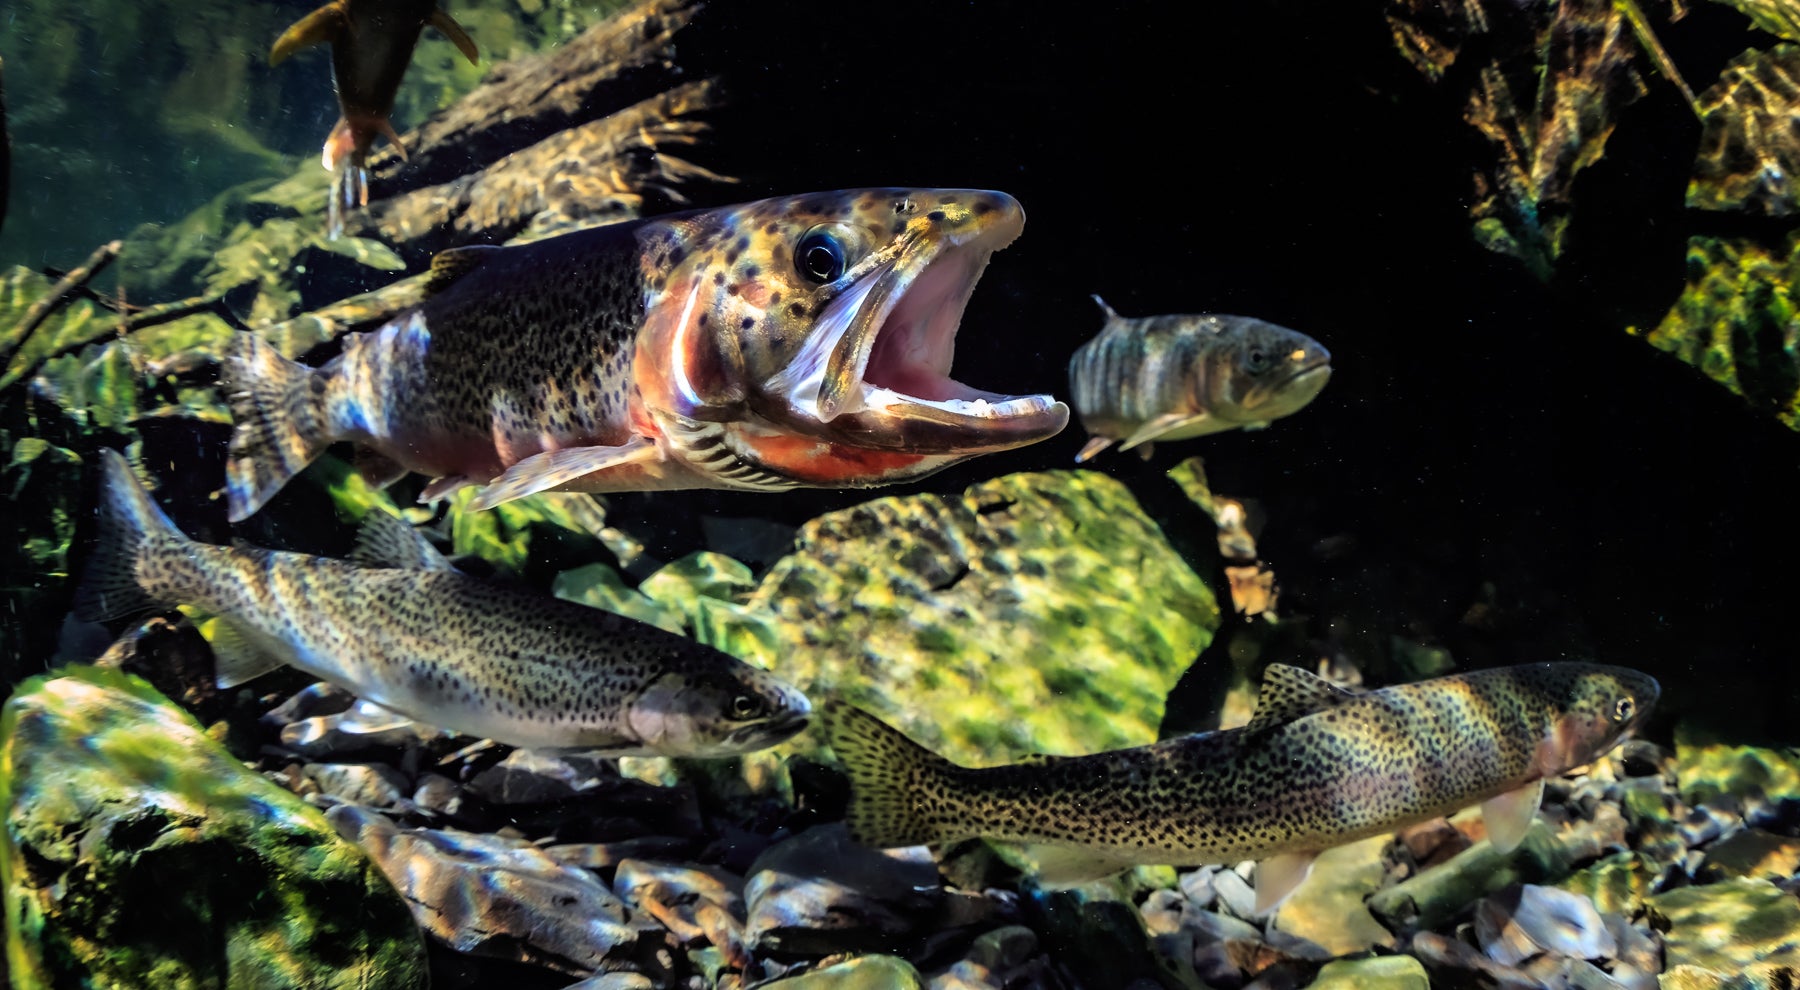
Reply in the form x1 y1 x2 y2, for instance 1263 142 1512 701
825 662 1657 910
270 0 478 238
77 449 810 756
222 189 1068 522
1067 297 1331 462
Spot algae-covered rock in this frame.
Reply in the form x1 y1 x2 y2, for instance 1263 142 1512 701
1307 955 1429 990
1558 850 1660 917
1675 726 1800 815
1689 46 1800 216
1630 234 1800 430
1270 832 1397 955
1647 877 1800 981
1 665 426 990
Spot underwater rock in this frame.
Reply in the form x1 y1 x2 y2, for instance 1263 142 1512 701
303 761 411 810
1675 730 1800 822
612 859 747 963
1473 883 1615 967
1648 877 1800 986
1269 832 1397 955
466 748 622 805
1689 46 1800 216
1697 828 1800 881
1307 955 1429 990
1 665 425 989
1558 851 1662 918
748 470 1218 765
742 823 945 955
327 804 674 977
1630 234 1800 432
761 954 926 989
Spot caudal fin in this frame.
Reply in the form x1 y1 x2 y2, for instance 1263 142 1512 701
221 333 334 522
822 702 963 848
74 449 189 622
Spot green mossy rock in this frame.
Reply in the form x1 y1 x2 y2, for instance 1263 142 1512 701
1307 955 1429 990
1647 877 1800 983
1675 726 1800 809
1 665 426 990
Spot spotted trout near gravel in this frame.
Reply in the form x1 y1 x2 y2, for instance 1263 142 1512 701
77 449 810 756
1068 297 1331 462
825 662 1658 911
222 189 1069 522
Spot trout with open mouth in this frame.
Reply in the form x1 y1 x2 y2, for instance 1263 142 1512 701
223 189 1069 521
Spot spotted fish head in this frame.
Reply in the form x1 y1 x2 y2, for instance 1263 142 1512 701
1201 318 1332 426
624 661 812 757
633 189 1068 488
1529 663 1661 775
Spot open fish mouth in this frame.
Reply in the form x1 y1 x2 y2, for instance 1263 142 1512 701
779 204 1068 453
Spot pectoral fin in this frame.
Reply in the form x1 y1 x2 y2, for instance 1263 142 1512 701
1254 850 1318 914
1074 435 1117 463
208 619 287 688
467 440 659 511
428 9 480 65
1024 845 1141 887
419 474 475 504
1119 413 1209 452
270 3 346 65
1481 779 1544 853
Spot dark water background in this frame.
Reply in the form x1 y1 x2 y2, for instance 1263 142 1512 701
5 0 1796 736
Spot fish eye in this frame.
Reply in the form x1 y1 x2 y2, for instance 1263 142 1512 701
730 694 766 720
1245 348 1269 372
796 228 846 284
1612 697 1635 723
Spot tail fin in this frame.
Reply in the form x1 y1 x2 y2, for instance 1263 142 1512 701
221 334 334 522
822 702 962 848
74 450 188 622
322 118 367 241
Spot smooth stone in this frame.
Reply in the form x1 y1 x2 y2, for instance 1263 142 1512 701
303 762 410 809
466 748 619 805
1213 865 1263 920
763 954 925 989
412 772 467 817
1307 955 1429 990
1178 867 1218 910
612 859 746 955
1647 876 1800 976
1474 884 1615 966
546 836 698 870
743 823 942 954
1186 908 1263 943
1141 887 1188 936
1271 832 1397 954
1398 818 1472 871
559 975 656 990
967 924 1037 971
1697 828 1800 882
1 666 426 989
328 805 672 978
264 680 356 724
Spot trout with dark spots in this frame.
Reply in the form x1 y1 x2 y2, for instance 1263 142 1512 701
270 0 478 238
76 449 810 757
1067 297 1331 462
825 662 1658 911
221 188 1069 522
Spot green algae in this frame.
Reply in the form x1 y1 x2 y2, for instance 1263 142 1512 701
1 665 426 989
1674 723 1800 809
1647 877 1800 979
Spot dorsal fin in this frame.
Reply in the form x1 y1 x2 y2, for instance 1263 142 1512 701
427 245 500 293
1245 664 1355 733
350 510 453 571
1090 294 1120 321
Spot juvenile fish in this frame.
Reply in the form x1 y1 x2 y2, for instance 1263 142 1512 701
1067 297 1331 462
221 189 1068 522
825 662 1657 910
76 449 810 756
270 0 478 238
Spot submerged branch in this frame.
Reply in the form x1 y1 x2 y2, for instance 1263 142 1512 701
0 241 122 372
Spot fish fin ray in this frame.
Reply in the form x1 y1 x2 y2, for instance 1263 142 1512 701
209 619 287 688
419 474 474 504
221 334 335 522
822 702 960 848
1119 413 1209 452
353 446 408 489
74 450 187 622
467 441 659 512
1090 294 1120 321
1074 435 1116 463
1026 845 1139 887
269 3 345 65
351 509 453 571
428 9 480 65
427 245 501 293
1481 779 1544 853
1246 664 1356 734
375 117 408 160
1255 850 1318 914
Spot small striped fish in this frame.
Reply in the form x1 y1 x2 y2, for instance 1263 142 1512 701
825 662 1657 910
1067 297 1331 462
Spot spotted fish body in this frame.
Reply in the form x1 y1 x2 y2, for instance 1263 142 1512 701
825 662 1657 908
270 0 479 237
77 450 810 757
1067 298 1331 462
222 189 1068 522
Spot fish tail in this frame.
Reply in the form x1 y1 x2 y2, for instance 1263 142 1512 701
823 702 962 848
73 449 190 622
221 333 334 522
323 118 367 240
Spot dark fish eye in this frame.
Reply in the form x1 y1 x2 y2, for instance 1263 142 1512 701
796 229 846 284
1246 348 1269 372
730 694 765 720
1613 697 1635 723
